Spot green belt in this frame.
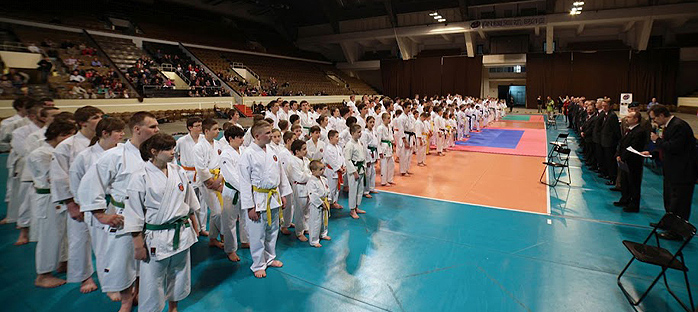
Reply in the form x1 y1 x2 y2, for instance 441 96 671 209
352 160 365 174
381 139 393 147
367 146 377 152
144 216 191 250
108 195 125 208
35 188 50 194
224 181 239 205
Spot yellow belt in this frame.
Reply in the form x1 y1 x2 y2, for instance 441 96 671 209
321 196 330 227
209 169 223 208
252 185 282 226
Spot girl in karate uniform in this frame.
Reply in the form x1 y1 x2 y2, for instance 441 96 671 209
307 160 331 247
287 140 312 241
124 133 200 312
360 116 379 198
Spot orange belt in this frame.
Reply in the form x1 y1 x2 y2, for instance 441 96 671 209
326 164 343 190
181 165 197 182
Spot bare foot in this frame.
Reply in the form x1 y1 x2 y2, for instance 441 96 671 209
227 252 240 262
350 210 359 219
356 208 366 214
331 203 343 209
199 230 209 237
289 223 295 228
240 243 250 249
35 274 66 288
310 243 322 248
296 235 308 242
388 182 397 186
363 194 373 198
208 239 224 249
0 218 9 224
269 260 283 268
253 269 267 278
80 277 98 293
321 235 332 241
380 183 388 187
56 261 67 273
370 190 378 194
280 227 291 235
14 236 28 246
107 292 121 302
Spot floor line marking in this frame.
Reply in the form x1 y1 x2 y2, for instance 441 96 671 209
387 284 406 312
475 265 533 312
399 263 467 280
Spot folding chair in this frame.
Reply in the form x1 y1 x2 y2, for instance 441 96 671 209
548 133 569 161
617 213 696 312
546 115 558 129
539 146 571 187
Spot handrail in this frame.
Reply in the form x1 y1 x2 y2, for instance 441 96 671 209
82 29 143 99
230 61 260 81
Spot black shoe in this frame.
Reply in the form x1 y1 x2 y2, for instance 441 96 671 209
658 231 682 241
609 187 621 192
623 207 639 213
613 201 628 207
605 180 615 186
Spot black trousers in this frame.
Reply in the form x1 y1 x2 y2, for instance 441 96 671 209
620 163 643 209
663 180 695 221
595 142 605 174
603 146 617 180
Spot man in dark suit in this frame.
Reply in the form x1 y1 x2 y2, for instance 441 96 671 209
614 112 649 212
580 103 596 164
647 105 698 239
592 100 606 175
600 99 621 185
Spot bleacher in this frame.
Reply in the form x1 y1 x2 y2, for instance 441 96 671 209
93 36 145 72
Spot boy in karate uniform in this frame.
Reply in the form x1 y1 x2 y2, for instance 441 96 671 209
376 113 395 186
287 140 312 241
29 120 76 288
220 126 250 262
78 112 159 312
193 118 224 249
277 131 296 235
175 117 208 236
125 133 200 312
344 125 367 219
238 121 292 278
360 116 379 198
415 112 429 167
306 126 325 163
308 160 331 247
51 105 103 293
323 130 345 209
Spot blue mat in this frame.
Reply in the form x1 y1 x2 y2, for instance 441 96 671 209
456 129 524 149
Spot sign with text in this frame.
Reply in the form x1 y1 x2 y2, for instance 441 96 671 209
620 93 632 104
471 17 546 29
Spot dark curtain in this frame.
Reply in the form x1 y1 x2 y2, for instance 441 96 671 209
628 49 679 105
570 50 630 100
380 56 483 98
526 52 572 108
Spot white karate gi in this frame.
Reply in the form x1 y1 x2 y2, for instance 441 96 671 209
1 115 26 221
415 120 427 164
275 146 294 228
29 143 67 274
361 128 378 194
51 131 91 283
299 111 314 135
394 114 407 173
124 162 199 312
220 145 249 254
338 128 351 150
77 141 142 293
306 138 326 162
287 156 311 237
193 138 224 241
11 122 40 232
264 111 280 129
175 133 207 232
344 139 366 209
24 126 47 242
322 143 344 203
307 176 329 245
376 124 395 185
238 143 292 272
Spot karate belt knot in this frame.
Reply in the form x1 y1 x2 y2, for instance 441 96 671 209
181 165 197 182
35 187 50 194
381 139 393 148
321 196 330 227
367 146 377 159
209 169 224 209
223 181 239 205
326 164 343 190
404 131 416 145
144 216 190 250
252 185 282 226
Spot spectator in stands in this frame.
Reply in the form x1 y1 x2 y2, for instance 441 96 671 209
121 89 130 98
85 89 98 99
27 43 41 54
0 76 12 96
37 57 53 83
647 97 659 110
69 70 85 83
64 56 78 70
91 57 102 67
71 84 87 98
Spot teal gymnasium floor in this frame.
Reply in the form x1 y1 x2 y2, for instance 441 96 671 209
0 115 696 311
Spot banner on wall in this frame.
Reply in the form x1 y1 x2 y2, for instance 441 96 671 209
620 93 633 104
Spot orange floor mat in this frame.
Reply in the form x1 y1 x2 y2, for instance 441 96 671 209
375 151 548 214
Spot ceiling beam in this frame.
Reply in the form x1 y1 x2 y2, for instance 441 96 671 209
576 23 584 35
637 18 654 51
622 21 636 32
546 25 554 54
441 34 453 42
478 28 486 39
464 32 475 57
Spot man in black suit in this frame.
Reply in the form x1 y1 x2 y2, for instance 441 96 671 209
592 100 606 174
600 99 621 185
580 103 597 164
647 105 698 239
614 112 649 212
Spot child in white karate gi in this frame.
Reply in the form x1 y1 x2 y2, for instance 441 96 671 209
376 113 395 186
307 160 331 247
220 126 250 262
287 140 312 241
322 130 345 209
344 124 367 219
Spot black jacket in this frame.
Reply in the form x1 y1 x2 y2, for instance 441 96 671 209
592 110 606 143
600 111 621 147
581 113 597 143
617 125 649 166
656 116 698 183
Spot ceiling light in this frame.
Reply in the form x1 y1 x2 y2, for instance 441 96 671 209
434 15 442 19
438 18 446 22
573 1 585 6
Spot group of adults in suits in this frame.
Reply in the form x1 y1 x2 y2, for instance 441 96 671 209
567 98 697 240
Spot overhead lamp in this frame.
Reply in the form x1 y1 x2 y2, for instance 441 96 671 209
429 12 438 16
434 15 442 19
573 1 585 6
438 18 446 22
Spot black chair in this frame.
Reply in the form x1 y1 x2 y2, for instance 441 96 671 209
548 133 569 161
617 213 695 311
539 145 571 187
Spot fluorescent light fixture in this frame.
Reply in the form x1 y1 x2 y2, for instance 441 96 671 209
438 18 446 22
434 15 442 19
429 12 437 16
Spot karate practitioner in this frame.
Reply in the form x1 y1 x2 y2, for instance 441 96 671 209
287 140 312 241
344 124 367 219
125 133 200 312
29 120 76 288
0 98 29 224
238 121 292 278
277 131 296 235
376 113 395 186
323 130 345 209
174 117 207 236
306 126 326 163
193 118 225 249
415 112 429 167
360 116 379 197
307 160 331 247
220 126 250 262
77 111 159 312
51 105 103 293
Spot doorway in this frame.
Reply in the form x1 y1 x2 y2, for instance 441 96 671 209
498 85 526 107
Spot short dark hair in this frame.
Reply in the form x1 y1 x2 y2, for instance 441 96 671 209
345 116 357 127
24 98 44 116
201 118 218 131
309 160 323 171
289 114 300 124
251 120 271 137
53 112 75 124
283 131 295 144
350 124 362 134
309 125 320 134
90 117 125 146
186 117 202 130
44 120 77 142
278 120 289 131
290 139 306 154
649 104 671 118
39 106 59 118
74 106 104 125
139 133 176 161
357 103 366 112
223 125 245 142
12 97 30 110
328 129 338 139
128 111 156 130
339 107 350 117
316 114 327 125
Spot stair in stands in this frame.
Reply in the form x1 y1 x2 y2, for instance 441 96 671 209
235 104 252 117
